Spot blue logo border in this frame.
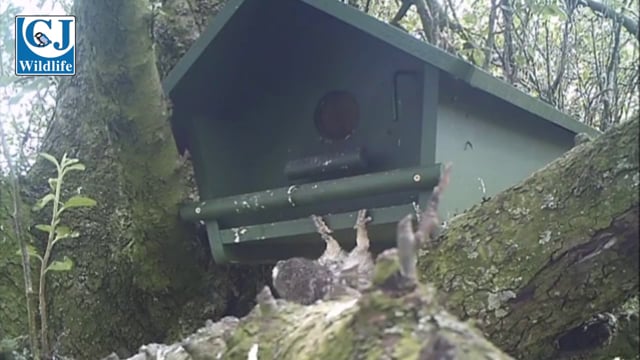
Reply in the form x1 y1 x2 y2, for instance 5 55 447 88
14 15 77 76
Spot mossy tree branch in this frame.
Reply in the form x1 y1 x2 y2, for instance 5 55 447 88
419 117 639 359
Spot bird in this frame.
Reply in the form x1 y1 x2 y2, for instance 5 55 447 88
271 209 374 305
271 257 336 305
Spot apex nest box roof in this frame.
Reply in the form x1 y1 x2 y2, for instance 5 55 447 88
162 0 599 264
164 0 598 153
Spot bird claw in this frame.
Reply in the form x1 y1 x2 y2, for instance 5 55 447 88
354 209 371 251
312 214 334 235
353 209 372 229
312 214 346 265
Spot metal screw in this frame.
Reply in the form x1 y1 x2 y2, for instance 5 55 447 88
413 174 421 182
195 207 201 214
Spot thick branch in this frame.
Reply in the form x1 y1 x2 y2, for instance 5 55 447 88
419 117 639 359
390 0 465 38
580 0 640 42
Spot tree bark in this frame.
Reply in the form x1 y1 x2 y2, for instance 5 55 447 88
153 0 228 79
116 271 516 360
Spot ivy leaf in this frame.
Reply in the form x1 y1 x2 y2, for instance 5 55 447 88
45 257 73 272
33 193 55 211
39 152 60 168
63 195 97 209
34 224 53 233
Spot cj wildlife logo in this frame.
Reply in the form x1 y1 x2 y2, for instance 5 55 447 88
15 15 76 76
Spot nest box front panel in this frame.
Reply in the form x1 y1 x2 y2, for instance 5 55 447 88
182 0 437 228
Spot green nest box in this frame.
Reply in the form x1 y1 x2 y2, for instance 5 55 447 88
163 0 599 264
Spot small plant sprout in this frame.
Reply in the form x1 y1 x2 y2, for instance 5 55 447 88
27 152 96 358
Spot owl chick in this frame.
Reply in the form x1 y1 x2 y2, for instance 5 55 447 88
272 209 373 305
271 257 335 305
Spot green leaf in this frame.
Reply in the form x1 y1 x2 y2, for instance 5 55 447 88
462 12 477 25
53 226 79 243
63 195 97 209
62 163 85 175
55 225 71 238
16 244 43 262
33 193 55 211
45 257 73 272
472 48 485 66
548 3 568 19
61 157 80 168
48 178 57 191
34 224 53 233
39 152 60 168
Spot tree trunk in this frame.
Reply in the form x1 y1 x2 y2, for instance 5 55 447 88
1 0 266 358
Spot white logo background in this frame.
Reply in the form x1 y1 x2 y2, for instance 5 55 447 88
21 16 75 59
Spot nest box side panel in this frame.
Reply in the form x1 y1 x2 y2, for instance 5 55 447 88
435 80 575 218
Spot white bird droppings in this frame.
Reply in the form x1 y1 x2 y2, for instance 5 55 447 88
248 343 259 360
